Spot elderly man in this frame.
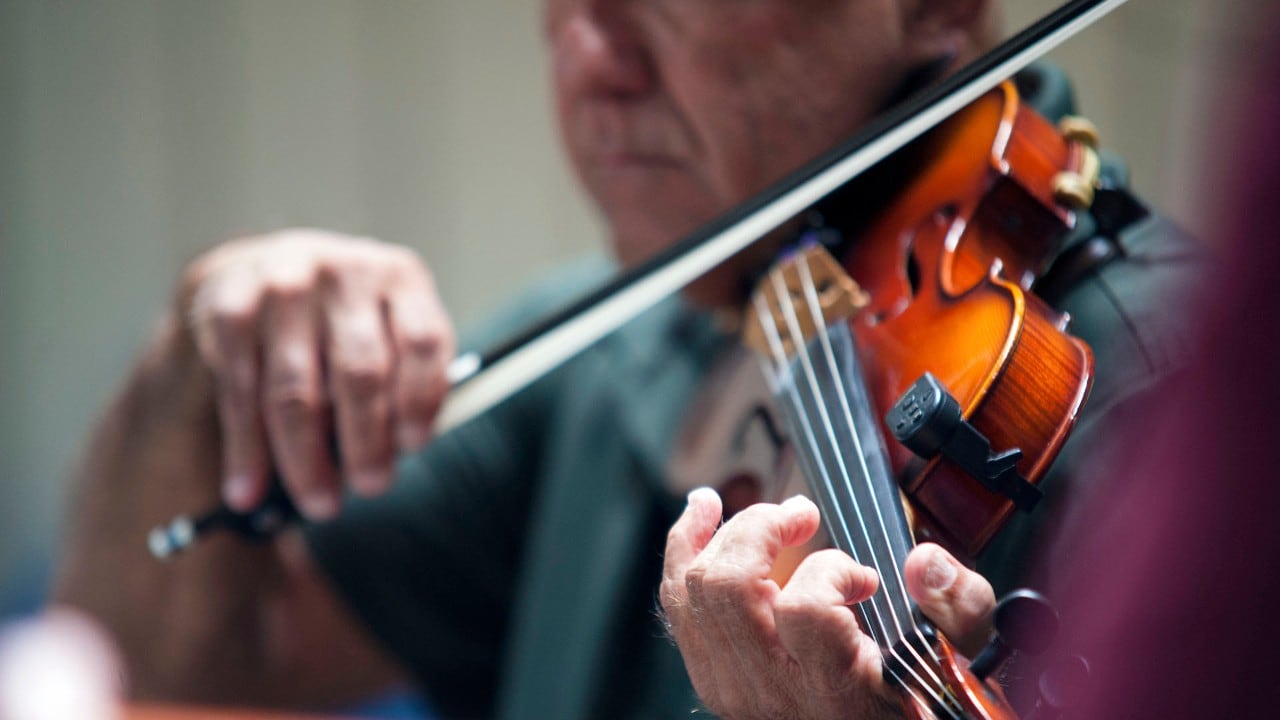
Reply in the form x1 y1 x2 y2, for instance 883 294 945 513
53 0 1199 718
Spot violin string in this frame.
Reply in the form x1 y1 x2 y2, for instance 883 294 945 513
788 262 953 711
750 288 959 718
750 293 955 716
759 282 958 718
793 258 947 672
792 262 959 714
750 291 879 640
758 280 897 643
793 259 915 631
762 273 954 710
753 348 881 663
765 271 903 637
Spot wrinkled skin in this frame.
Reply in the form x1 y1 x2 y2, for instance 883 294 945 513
547 0 988 302
662 490 996 719
180 230 454 519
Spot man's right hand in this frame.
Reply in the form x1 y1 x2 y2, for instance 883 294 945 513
53 229 438 705
179 229 456 520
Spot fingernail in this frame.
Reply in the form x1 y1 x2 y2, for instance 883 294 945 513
780 494 810 511
924 550 958 591
686 487 718 506
300 492 340 521
351 470 390 497
222 475 254 510
398 424 434 453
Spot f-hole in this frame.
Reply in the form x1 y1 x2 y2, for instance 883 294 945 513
906 202 958 299
906 251 922 299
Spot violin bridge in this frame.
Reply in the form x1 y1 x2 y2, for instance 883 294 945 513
743 244 869 359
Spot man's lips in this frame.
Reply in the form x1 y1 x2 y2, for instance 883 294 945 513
568 102 693 171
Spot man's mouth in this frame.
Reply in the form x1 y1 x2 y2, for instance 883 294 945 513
569 103 692 172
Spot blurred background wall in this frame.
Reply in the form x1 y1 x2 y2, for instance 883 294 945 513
0 0 1257 613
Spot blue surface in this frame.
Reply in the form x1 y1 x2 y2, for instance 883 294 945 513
349 692 434 719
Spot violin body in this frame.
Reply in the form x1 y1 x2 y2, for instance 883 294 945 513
845 81 1094 558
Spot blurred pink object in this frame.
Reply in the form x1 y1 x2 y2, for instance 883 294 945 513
0 608 125 720
1051 4 1280 716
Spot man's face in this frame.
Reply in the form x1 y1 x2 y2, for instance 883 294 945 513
545 0 923 276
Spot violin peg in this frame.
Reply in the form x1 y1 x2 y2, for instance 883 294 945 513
1053 170 1097 211
1057 116 1101 149
1054 119 1102 211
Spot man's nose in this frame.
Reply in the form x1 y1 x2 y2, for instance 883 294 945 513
550 0 655 99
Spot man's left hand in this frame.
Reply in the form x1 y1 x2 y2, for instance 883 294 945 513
660 488 997 719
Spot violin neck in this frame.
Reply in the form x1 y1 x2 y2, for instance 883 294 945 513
764 322 920 652
766 325 985 717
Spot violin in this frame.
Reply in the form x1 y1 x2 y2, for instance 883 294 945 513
737 77 1095 718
